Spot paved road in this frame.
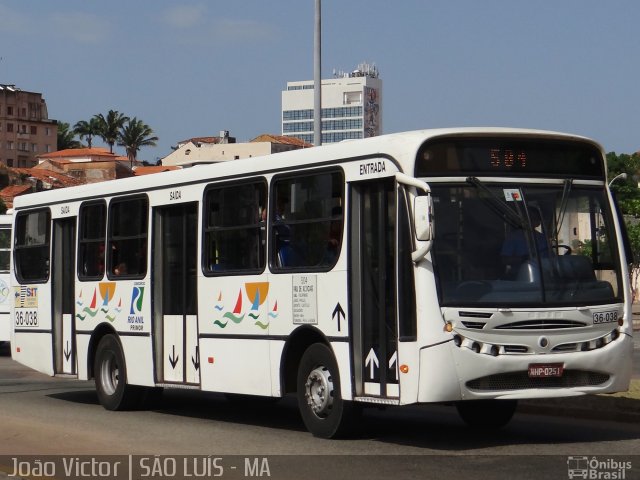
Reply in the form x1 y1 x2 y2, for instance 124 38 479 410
0 343 638 479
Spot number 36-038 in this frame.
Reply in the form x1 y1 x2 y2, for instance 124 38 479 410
15 310 38 327
592 311 618 324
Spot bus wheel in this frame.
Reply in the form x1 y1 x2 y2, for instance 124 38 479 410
456 399 518 429
94 334 142 410
297 343 357 438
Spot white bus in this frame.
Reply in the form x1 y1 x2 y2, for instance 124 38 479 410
10 128 634 437
0 214 12 343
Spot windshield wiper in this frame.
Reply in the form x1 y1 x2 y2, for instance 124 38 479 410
466 177 524 228
555 179 573 239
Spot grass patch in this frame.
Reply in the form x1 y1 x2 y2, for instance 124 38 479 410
605 379 640 399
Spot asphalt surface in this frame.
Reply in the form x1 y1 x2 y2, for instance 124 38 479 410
0 323 638 428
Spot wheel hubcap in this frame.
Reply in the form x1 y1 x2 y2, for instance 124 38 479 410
304 366 334 418
100 352 119 396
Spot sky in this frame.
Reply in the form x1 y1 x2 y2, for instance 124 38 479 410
1 0 639 162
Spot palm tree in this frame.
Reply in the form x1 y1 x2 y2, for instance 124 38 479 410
73 117 101 149
117 117 159 167
57 122 82 150
95 110 129 153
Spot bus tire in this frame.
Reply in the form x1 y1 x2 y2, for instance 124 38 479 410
296 343 358 438
456 399 517 429
94 334 143 411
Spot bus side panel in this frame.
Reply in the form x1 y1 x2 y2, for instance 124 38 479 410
0 216 11 342
198 275 272 394
11 332 55 376
330 341 353 402
267 270 351 398
11 283 54 374
417 342 462 403
268 341 285 397
120 335 156 387
199 338 271 395
0 273 10 341
75 279 155 386
0 312 9 342
76 333 90 380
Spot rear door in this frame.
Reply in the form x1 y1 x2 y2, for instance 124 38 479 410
153 203 199 385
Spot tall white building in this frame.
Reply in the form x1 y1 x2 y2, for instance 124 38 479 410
281 63 382 145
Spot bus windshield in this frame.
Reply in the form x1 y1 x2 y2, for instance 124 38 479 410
430 181 623 307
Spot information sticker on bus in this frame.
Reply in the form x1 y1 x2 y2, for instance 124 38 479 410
528 363 563 378
592 311 618 324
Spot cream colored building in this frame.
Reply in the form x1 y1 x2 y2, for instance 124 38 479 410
162 133 310 167
282 63 382 145
0 84 57 168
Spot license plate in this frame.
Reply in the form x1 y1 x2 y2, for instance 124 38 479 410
528 363 564 378
593 310 618 324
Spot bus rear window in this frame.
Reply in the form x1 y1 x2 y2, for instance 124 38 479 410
14 209 51 283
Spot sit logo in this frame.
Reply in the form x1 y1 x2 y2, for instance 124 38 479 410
127 284 145 330
567 456 632 479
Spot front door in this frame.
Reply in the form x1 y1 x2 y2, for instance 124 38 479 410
52 218 76 374
153 203 199 385
350 178 400 398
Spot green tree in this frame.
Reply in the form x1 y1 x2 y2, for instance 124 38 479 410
73 117 101 149
606 152 640 216
56 122 82 150
95 110 129 154
117 117 159 167
624 222 640 300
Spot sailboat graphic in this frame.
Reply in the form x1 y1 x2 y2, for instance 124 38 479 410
222 290 245 324
245 282 269 330
214 292 224 311
268 301 279 319
248 291 261 320
76 288 84 307
105 298 123 323
76 288 99 321
213 291 228 328
213 283 271 330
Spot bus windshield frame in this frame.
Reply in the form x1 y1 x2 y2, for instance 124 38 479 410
428 180 623 308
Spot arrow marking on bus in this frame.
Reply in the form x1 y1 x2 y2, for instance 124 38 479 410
332 303 345 332
192 346 200 371
365 348 379 379
169 345 179 369
389 351 398 380
64 341 71 362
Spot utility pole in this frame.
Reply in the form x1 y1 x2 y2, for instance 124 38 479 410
314 0 322 146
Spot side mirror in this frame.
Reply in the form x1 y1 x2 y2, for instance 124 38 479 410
414 195 432 241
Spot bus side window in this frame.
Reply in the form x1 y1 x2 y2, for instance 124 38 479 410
203 180 266 275
0 225 10 273
78 201 106 280
14 209 51 282
108 196 148 279
271 170 344 270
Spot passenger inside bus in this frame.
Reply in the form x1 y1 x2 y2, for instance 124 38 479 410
113 262 127 276
500 209 549 278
